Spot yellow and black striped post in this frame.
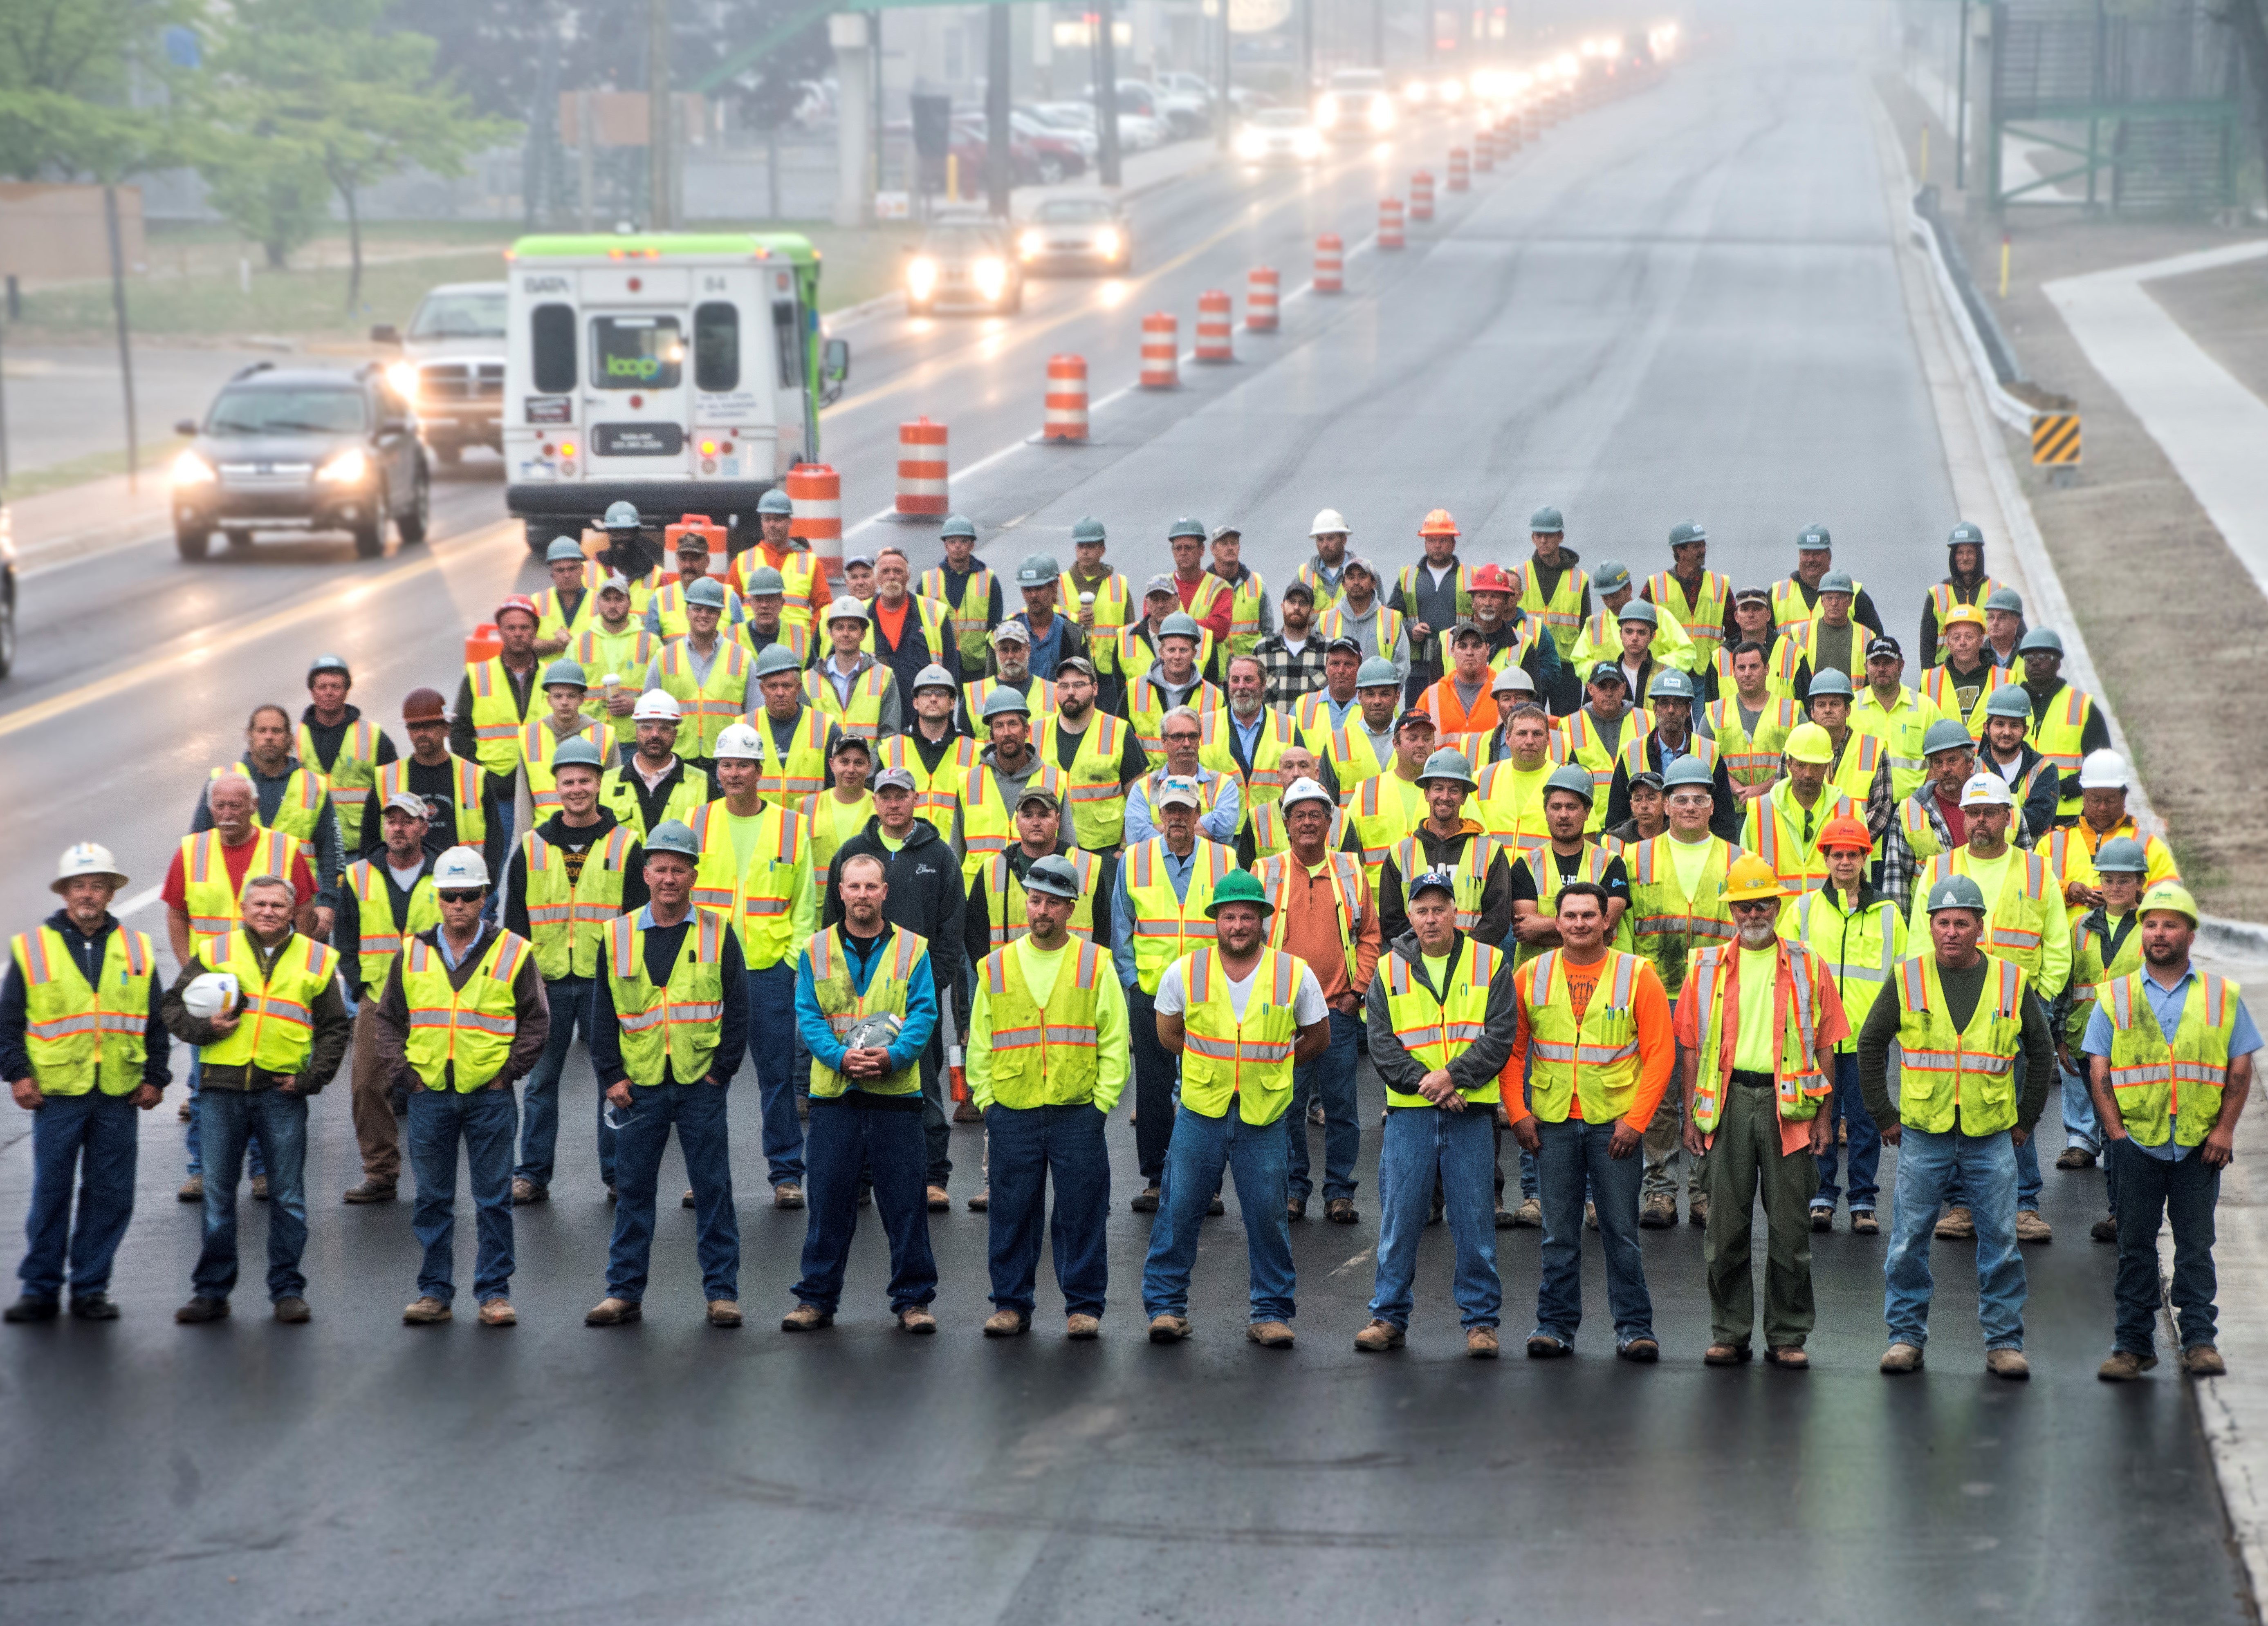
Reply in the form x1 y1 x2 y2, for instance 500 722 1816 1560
2031 412 2082 468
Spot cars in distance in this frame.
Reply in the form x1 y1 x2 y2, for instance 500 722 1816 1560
370 281 507 466
1017 196 1132 275
906 213 1023 316
1236 107 1325 165
1317 67 1398 137
168 362 431 562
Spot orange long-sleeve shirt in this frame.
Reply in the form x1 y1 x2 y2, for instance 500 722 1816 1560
1503 951 1677 1133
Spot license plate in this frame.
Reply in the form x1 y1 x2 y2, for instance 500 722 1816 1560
593 423 685 456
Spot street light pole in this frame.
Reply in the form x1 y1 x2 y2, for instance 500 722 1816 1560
647 0 671 229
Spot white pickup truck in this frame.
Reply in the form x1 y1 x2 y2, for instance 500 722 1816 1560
371 282 507 467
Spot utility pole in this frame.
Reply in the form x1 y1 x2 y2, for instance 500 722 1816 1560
647 0 671 230
102 185 139 495
1095 0 1123 185
987 3 1013 215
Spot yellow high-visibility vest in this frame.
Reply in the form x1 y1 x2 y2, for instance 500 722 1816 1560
399 930 531 1092
9 925 155 1095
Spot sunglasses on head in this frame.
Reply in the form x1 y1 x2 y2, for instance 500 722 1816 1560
437 889 485 904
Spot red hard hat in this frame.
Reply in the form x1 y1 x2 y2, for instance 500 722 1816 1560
1818 815 1874 854
1418 508 1459 538
495 594 541 625
1470 562 1514 594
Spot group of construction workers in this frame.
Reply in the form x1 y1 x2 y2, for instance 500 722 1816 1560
4 499 2252 1381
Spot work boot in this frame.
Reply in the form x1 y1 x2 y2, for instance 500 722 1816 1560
707 1301 743 1328
479 1300 517 1327
1308 1099 1326 1127
251 1175 269 1202
1687 1192 1708 1226
780 1303 832 1331
1353 1319 1404 1353
1766 1345 1809 1370
1934 1206 1975 1241
1207 1194 1226 1216
1066 1313 1101 1340
174 1296 230 1324
953 1098 982 1123
1428 1196 1445 1225
1512 1196 1543 1228
2185 1344 2229 1377
511 1178 547 1205
1704 1344 1750 1366
682 1188 695 1209
2015 1209 2053 1244
1809 1206 1833 1233
1494 1203 1516 1229
1246 1320 1295 1348
273 1297 311 1323
1639 1193 1676 1229
1130 1187 1160 1213
2057 1146 2097 1170
1287 1197 1308 1221
773 1183 805 1210
1838 1119 1848 1145
1879 1342 1924 1374
983 1309 1030 1337
1584 1201 1598 1231
1525 1334 1570 1358
1325 1196 1357 1225
178 1096 192 1121
2091 1214 2118 1243
584 1297 642 1326
1467 1327 1501 1359
177 1174 204 1204
1617 1337 1660 1363
342 1179 397 1204
926 1185 950 1213
2 1296 59 1323
70 1293 119 1321
1147 1313 1191 1343
1851 1210 1880 1235
2098 1348 2157 1382
966 1189 989 1212
897 1305 939 1335
1986 1348 2030 1380
402 1296 452 1325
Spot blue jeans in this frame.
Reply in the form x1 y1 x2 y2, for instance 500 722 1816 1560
985 1103 1110 1318
1285 1006 1361 1204
794 1098 936 1315
2110 1137 2219 1354
408 1085 518 1303
2061 1062 2101 1155
193 1087 309 1302
1812 1053 1881 1212
515 976 590 1190
1533 1117 1652 1345
17 1091 140 1301
746 964 806 1187
1883 1124 2025 1351
184 1051 267 1180
1371 1105 1501 1330
1945 1055 2043 1211
1142 1106 1296 1324
605 1080 739 1303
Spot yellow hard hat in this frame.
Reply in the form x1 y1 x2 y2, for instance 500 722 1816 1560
1720 853 1787 905
1783 722 1836 765
2139 881 2200 927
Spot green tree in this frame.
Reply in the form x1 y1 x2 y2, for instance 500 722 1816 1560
195 0 517 308
0 0 188 181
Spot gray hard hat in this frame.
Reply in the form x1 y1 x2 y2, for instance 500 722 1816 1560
743 565 786 596
756 488 794 517
1017 553 1060 586
685 577 728 609
1983 684 2033 720
1023 854 1083 900
1070 515 1106 546
1667 520 1706 550
1647 668 1696 701
1806 668 1854 700
1818 570 1856 595
1356 656 1400 689
601 500 642 531
1615 597 1656 627
1796 523 1831 551
1417 748 1478 789
1167 516 1206 541
1922 719 1975 756
754 644 804 679
542 659 589 690
939 511 977 540
1948 521 1985 549
2017 627 2064 657
545 536 586 564
645 820 702 859
1985 585 2024 615
1662 755 1714 790
2093 836 2150 875
307 653 352 681
1529 505 1564 534
912 663 958 695
1544 764 1595 804
1158 611 1202 642
552 739 608 773
1925 874 1989 914
981 686 1032 719
1593 559 1633 595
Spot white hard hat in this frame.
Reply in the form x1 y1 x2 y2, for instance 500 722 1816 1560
632 689 683 722
713 722 765 761
52 842 129 894
2076 748 2129 792
1310 507 1350 537
431 845 491 890
1959 771 2016 809
181 972 241 1021
1280 777 1335 811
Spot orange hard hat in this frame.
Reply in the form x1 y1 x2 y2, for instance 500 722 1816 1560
1817 814 1874 854
1419 508 1460 538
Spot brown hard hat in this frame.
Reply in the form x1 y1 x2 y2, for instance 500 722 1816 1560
402 687 448 722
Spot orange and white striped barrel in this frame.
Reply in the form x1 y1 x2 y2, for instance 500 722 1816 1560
1140 313 1180 389
1245 267 1279 332
1194 290 1233 362
1043 354 1088 441
1409 171 1434 222
895 417 948 517
1447 147 1470 191
1377 197 1404 251
1314 233 1344 294
785 463 842 576
1474 128 1496 172
1523 105 1541 143
1502 116 1522 154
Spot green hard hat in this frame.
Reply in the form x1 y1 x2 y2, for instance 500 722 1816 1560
1070 515 1106 546
939 511 977 540
1023 854 1084 901
756 487 794 517
1806 668 1854 700
1544 764 1595 805
685 577 728 609
542 659 588 690
1203 869 1275 919
981 685 1031 718
2017 627 2064 657
1662 755 1714 790
1922 719 1975 757
1356 656 1400 690
1647 668 1695 701
1667 520 1706 550
601 500 642 530
545 536 586 564
1925 874 1989 914
1529 505 1564 534
1615 597 1655 626
1983 685 2032 720
552 739 608 773
2140 881 2200 926
1158 611 1202 641
1797 523 1831 550
1985 585 2024 615
1948 520 1985 549
743 565 785 596
1818 569 1855 595
2093 836 2150 875
644 819 701 859
1593 559 1633 595
1017 553 1061 585
754 644 803 679
1168 516 1206 541
1417 748 1477 789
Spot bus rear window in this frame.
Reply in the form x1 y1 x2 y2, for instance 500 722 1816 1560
530 303 576 394
694 302 740 393
592 316 684 390
773 302 801 390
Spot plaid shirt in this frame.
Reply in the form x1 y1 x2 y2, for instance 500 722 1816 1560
1876 785 2037 909
1254 634 1329 710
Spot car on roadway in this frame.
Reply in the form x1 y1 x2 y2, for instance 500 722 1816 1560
1317 68 1398 138
168 362 431 562
0 497 16 679
905 213 1023 316
1016 196 1132 275
370 282 506 467
1235 107 1326 166
1034 99 1166 152
1395 70 1467 110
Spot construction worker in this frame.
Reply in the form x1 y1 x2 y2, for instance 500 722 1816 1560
2085 880 2259 1381
597 691 711 840
784 849 942 1334
503 739 644 1205
967 853 1128 1338
592 500 666 617
2 845 169 1325
1643 520 1734 669
1315 557 1409 691
1736 722 1858 896
1514 506 1589 701
1919 602 2009 738
1254 579 1328 708
586 821 749 1329
571 575 656 752
1624 755 1737 1227
1504 880 1676 1361
1861 873 2057 1379
644 527 745 640
1141 871 1332 1348
1161 517 1234 644
728 486 826 633
520 660 612 815
1061 515 1130 635
956 687 1066 889
920 514 1003 674
1765 568 1871 703
533 535 599 654
1126 611 1225 765
1390 508 1472 699
1569 562 1698 680
1916 521 2002 668
1555 664 1653 834
737 564 812 670
843 551 879 602
1606 769 1669 851
370 688 492 877
453 594 542 853
1706 640 1799 806
1508 764 1633 965
1602 669 1736 839
1718 587 1779 684
1358 865 1518 1356
1849 633 1944 805
1474 700 1558 853
2016 628 2111 822
1097 578 1215 719
162 873 352 1325
1374 748 1516 948
999 551 1085 680
1465 561 1562 699
1342 709 1436 889
2060 836 2150 1186
1878 719 1988 909
1911 773 2070 1245
2062 750 2180 901
1207 526 1271 657
1295 508 1354 605
1984 586 2027 669
1198 654 1300 835
192 704 343 934
373 847 547 1328
298 653 395 855
1314 654 1401 804
1677 854 1847 1367
1419 622 1505 739
1784 816 1903 1235
1113 777 1241 1211
1245 746 1343 862
646 578 753 768
1769 524 1882 642
336 792 438 1206
861 547 959 697
966 786 1098 956
880 663 982 843
801 736 876 880
1801 670 1893 835
967 620 1057 723
803 596 901 745
1976 683 2062 842
1033 657 1145 856
747 643 838 805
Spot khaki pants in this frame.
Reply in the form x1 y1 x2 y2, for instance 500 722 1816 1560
1701 1079 1819 1349
349 1003 400 1187
1641 1040 1702 1200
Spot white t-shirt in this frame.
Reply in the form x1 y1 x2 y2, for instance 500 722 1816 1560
1155 955 1330 1026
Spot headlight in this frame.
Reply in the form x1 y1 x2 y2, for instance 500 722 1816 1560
1294 131 1323 158
170 450 216 488
973 257 1007 300
1018 228 1043 258
317 447 370 484
1440 79 1465 103
384 360 420 400
1236 130 1266 159
1403 82 1427 104
1315 95 1339 128
907 256 938 297
1368 99 1396 131
1094 226 1122 258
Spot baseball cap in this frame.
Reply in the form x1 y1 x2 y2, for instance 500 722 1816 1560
1865 634 1903 660
1154 777 1203 810
872 767 916 793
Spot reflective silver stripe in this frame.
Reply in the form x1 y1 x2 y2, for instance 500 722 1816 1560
25 1015 98 1040
96 1012 145 1035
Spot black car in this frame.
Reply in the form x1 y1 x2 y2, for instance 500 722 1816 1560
169 362 431 561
